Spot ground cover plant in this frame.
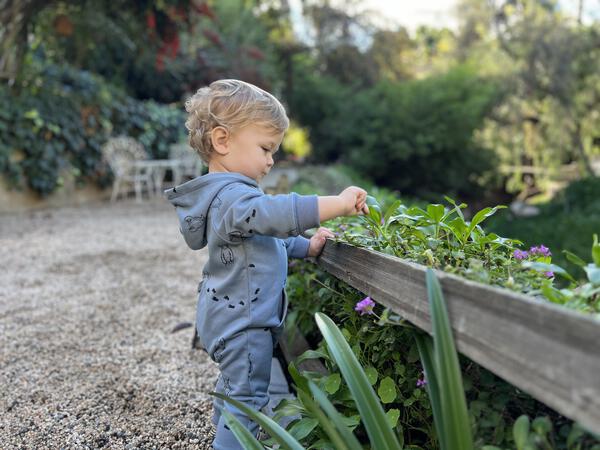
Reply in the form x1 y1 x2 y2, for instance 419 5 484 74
336 195 599 315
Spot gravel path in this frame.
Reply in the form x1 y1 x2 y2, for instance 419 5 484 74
0 199 220 449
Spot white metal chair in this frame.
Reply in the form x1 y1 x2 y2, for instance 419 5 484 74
169 143 204 186
101 136 154 202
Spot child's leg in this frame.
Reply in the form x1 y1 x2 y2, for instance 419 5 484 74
212 328 273 450
212 374 224 427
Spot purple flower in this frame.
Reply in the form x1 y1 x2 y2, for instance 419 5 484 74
288 260 297 268
416 372 427 388
339 224 348 231
538 245 552 256
529 245 552 257
513 249 529 260
544 271 554 278
355 297 375 316
380 217 385 225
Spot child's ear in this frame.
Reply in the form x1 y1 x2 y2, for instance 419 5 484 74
211 126 230 155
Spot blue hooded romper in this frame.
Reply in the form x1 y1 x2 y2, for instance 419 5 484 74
165 172 320 449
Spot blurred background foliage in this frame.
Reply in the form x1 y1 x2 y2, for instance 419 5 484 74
0 0 599 243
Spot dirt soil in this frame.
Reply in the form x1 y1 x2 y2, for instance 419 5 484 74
0 198 220 449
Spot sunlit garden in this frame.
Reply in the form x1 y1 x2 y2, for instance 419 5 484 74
1 1 599 449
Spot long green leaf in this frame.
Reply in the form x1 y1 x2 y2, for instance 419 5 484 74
444 196 467 221
221 409 265 450
288 361 310 394
295 381 363 450
466 206 506 238
211 392 305 450
366 195 382 223
563 250 586 268
592 234 600 266
384 200 404 225
308 381 363 449
414 332 446 449
426 268 474 450
315 312 402 450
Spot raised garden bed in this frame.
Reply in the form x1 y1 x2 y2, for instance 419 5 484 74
305 240 600 435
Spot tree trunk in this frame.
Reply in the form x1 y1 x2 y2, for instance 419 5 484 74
574 120 595 177
0 0 50 84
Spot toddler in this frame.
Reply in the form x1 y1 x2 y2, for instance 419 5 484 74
165 79 368 449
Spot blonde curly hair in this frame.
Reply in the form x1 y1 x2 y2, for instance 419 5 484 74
184 79 289 163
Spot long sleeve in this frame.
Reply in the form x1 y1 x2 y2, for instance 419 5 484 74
283 235 310 259
212 184 320 243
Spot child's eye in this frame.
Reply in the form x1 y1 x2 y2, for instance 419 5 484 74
261 147 271 153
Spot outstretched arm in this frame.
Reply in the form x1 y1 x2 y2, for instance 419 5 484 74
214 184 320 242
317 186 369 222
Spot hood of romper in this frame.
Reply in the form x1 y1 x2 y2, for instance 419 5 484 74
164 172 260 250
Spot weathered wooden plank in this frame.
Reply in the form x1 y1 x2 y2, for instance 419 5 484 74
280 325 328 376
316 241 600 434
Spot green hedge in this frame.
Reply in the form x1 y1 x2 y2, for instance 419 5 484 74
339 66 501 198
288 63 502 199
0 60 184 196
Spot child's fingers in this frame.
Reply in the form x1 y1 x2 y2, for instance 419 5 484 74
355 199 367 214
318 227 335 239
356 189 367 203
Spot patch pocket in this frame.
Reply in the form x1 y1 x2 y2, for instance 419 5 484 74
276 288 289 328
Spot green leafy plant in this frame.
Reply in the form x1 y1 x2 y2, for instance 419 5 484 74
526 234 600 314
487 177 600 272
287 259 600 449
414 269 474 450
334 195 599 314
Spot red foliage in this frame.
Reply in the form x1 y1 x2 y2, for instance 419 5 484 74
203 29 223 47
246 46 265 61
146 12 156 29
167 5 188 23
155 34 180 71
54 14 74 36
193 2 217 20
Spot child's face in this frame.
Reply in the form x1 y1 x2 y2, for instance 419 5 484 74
225 124 284 182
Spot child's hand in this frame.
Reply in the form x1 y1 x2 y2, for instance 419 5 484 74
307 227 336 257
339 186 369 216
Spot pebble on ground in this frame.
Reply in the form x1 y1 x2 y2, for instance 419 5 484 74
1 199 221 449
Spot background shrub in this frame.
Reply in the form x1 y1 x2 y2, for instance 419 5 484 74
0 59 184 196
334 65 502 199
